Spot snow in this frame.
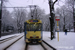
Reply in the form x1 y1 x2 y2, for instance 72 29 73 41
43 31 75 50
42 42 53 50
67 29 74 32
27 44 44 50
0 33 21 40
7 37 25 50
0 32 75 50
0 33 24 50
7 37 44 50
70 29 74 31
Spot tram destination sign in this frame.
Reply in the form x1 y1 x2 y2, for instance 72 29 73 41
30 20 38 22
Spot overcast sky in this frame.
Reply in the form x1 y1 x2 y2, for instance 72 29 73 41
5 0 65 14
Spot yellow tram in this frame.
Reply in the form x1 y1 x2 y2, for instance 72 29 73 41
24 19 42 43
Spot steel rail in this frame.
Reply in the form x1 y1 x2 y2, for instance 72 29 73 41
0 35 20 44
0 36 16 41
25 43 28 50
3 35 24 50
40 43 47 50
24 40 56 50
42 40 56 50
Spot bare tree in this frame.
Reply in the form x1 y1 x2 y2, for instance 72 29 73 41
13 8 27 33
44 14 50 31
55 5 73 31
64 0 74 31
2 8 13 32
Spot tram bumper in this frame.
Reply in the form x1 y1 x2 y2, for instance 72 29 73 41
28 39 41 43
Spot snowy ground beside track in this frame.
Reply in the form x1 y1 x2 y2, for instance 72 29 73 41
0 32 75 50
0 33 24 50
43 31 75 50
0 33 22 40
7 37 25 50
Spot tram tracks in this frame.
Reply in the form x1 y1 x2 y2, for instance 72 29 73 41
25 43 45 50
42 40 56 50
0 35 20 44
25 40 56 50
25 43 28 50
1 36 56 50
3 35 24 50
40 43 47 50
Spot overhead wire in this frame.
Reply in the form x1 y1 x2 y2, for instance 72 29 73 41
4 1 28 8
5 0 31 14
7 0 64 8
5 1 29 15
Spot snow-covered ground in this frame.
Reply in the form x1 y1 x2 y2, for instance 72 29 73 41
43 31 75 50
0 32 75 50
0 33 21 40
67 29 74 32
0 33 24 50
7 37 25 50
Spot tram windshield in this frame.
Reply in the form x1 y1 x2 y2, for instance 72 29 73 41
26 23 42 31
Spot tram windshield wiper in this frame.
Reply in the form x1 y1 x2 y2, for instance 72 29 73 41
34 26 39 32
34 28 37 32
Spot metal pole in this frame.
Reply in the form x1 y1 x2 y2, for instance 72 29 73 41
2 7 28 8
57 32 59 41
57 21 59 41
